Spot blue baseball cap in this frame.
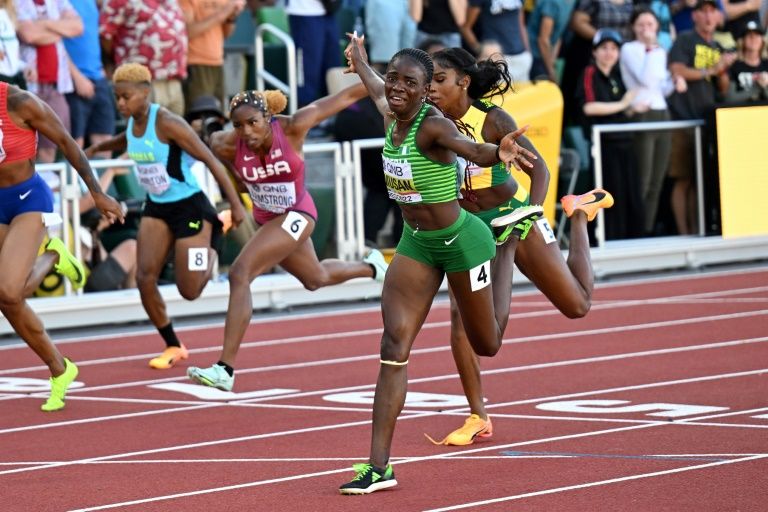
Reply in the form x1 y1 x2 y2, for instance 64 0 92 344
593 28 623 48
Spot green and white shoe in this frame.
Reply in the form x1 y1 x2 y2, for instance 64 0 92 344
187 364 234 392
363 249 388 282
490 205 543 245
339 463 397 495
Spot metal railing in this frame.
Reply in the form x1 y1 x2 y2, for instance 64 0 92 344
591 119 706 248
254 23 298 114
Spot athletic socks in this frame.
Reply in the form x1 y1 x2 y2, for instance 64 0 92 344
158 323 181 348
216 361 234 377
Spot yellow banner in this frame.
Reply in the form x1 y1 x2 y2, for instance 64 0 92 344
490 81 564 223
716 105 768 238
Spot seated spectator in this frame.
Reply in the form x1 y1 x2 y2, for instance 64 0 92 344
726 20 768 101
576 28 646 240
78 164 138 292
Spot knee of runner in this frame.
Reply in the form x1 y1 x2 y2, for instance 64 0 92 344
561 299 591 319
475 342 500 358
0 284 24 308
299 277 323 292
135 270 158 290
380 335 409 363
177 283 202 301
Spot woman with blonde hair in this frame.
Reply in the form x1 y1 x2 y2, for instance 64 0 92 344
86 62 248 370
187 84 389 392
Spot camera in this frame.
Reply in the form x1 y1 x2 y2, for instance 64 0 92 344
202 116 225 138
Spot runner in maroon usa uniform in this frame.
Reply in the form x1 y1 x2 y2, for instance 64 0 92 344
187 85 389 391
0 82 124 411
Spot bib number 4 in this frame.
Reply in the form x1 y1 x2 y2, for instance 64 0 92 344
469 260 491 292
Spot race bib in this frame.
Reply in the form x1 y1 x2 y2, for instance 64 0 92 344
383 156 422 203
246 181 297 213
135 163 171 195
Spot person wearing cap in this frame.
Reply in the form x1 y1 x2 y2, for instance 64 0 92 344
726 20 768 101
667 0 736 235
576 28 647 240
721 0 761 41
563 0 635 125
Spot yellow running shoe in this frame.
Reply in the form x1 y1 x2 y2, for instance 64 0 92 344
46 237 87 290
41 358 79 412
424 414 493 446
148 344 189 369
560 188 614 222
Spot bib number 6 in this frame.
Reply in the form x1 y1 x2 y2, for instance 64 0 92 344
281 211 309 241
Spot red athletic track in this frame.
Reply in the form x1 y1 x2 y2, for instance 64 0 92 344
1 266 767 511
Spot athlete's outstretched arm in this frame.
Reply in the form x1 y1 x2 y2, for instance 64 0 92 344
158 110 246 228
288 82 369 137
347 35 388 118
11 86 125 224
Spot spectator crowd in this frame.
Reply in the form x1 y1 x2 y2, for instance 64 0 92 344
1 0 767 295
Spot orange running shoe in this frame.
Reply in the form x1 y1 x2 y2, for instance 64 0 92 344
148 344 189 369
560 188 614 222
424 414 493 446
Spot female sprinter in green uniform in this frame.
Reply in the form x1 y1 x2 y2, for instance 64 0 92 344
338 39 539 494
425 48 614 445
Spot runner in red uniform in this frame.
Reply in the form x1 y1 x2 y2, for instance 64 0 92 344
0 82 124 411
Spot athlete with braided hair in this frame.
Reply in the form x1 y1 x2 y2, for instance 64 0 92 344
425 47 614 446
187 84 389 392
338 39 539 495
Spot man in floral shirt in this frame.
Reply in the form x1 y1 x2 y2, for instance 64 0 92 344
99 0 188 115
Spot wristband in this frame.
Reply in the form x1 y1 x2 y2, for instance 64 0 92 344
495 145 502 162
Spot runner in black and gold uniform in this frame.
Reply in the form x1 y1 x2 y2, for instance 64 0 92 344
426 48 614 446
338 39 540 495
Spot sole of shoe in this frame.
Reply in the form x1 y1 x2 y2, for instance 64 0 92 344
339 479 398 495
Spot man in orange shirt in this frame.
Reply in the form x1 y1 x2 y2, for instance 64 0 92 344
180 0 246 111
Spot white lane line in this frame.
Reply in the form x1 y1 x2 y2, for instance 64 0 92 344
3 265 763 351
62 406 765 511
0 404 220 434
3 282 767 373
14 309 765 395
3 339 766 436
423 453 768 511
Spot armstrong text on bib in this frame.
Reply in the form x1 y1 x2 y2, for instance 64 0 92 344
246 181 297 213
